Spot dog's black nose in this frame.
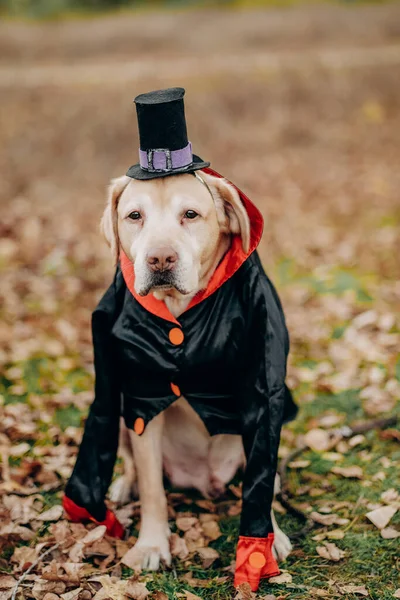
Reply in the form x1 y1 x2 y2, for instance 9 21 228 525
146 247 178 272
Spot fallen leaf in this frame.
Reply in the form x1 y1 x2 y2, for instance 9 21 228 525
32 579 66 600
177 592 202 600
331 466 363 479
176 516 199 532
309 589 330 598
200 519 221 541
348 434 365 448
366 505 397 529
311 512 349 526
381 489 399 505
304 428 331 452
268 571 292 584
393 590 400 598
81 525 107 545
288 460 311 469
36 505 64 522
125 579 149 600
0 577 16 590
380 527 400 539
60 588 82 600
316 542 345 561
169 533 190 559
234 582 256 599
196 546 219 568
151 593 168 600
340 584 369 596
11 545 37 570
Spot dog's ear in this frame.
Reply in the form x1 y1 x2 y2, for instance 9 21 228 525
100 175 131 265
200 172 251 253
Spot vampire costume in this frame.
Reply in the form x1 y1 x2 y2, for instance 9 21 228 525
64 87 298 592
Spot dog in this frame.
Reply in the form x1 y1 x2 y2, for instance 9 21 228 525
64 87 297 592
100 170 293 571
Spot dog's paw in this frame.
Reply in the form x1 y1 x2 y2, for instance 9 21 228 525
109 475 137 505
273 527 292 562
123 531 171 571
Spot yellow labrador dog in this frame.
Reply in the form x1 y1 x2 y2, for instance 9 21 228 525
100 170 292 571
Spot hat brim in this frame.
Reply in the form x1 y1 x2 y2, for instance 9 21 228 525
126 154 210 180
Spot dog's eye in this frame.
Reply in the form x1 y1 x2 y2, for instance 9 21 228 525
184 210 199 220
128 211 141 220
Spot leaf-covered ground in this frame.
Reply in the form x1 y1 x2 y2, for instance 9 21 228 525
0 3 399 600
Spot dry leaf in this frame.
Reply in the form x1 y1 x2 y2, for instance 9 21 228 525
366 505 397 529
151 593 168 600
381 489 399 505
200 519 221 541
125 579 149 600
60 589 82 600
176 516 199 532
393 590 400 598
0 577 16 590
380 527 400 539
316 542 345 561
326 529 345 540
268 571 292 584
304 428 331 452
348 435 365 448
288 460 311 469
169 533 190 560
311 512 349 526
81 525 107 545
309 589 330 598
36 505 64 522
331 466 363 479
234 582 256 599
11 545 37 570
177 592 202 600
32 579 66 600
196 546 219 568
340 585 369 596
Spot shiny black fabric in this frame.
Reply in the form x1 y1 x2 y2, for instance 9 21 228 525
65 251 297 536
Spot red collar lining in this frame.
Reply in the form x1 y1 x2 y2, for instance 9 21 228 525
120 167 263 325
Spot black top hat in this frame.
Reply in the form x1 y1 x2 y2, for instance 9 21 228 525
126 87 210 180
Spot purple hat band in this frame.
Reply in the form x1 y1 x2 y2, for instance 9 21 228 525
139 141 193 172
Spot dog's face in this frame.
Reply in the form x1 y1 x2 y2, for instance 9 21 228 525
101 171 250 297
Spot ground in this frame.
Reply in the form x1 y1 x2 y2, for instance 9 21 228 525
0 3 399 599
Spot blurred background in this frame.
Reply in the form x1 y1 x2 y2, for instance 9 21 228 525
0 1 399 598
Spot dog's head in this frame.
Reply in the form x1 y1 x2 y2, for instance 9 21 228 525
101 171 250 297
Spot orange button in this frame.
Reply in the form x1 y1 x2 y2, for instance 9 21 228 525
134 417 145 435
169 328 184 345
249 551 266 569
171 383 181 397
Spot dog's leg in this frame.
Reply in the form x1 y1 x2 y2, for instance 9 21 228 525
208 434 245 497
109 419 138 504
128 412 171 570
271 474 292 561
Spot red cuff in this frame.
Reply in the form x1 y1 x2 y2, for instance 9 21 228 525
234 534 280 591
62 495 124 539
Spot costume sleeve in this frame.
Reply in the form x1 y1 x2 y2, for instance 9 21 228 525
234 266 293 591
64 269 125 536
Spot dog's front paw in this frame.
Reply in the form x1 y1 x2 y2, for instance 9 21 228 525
123 528 171 571
272 527 292 562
